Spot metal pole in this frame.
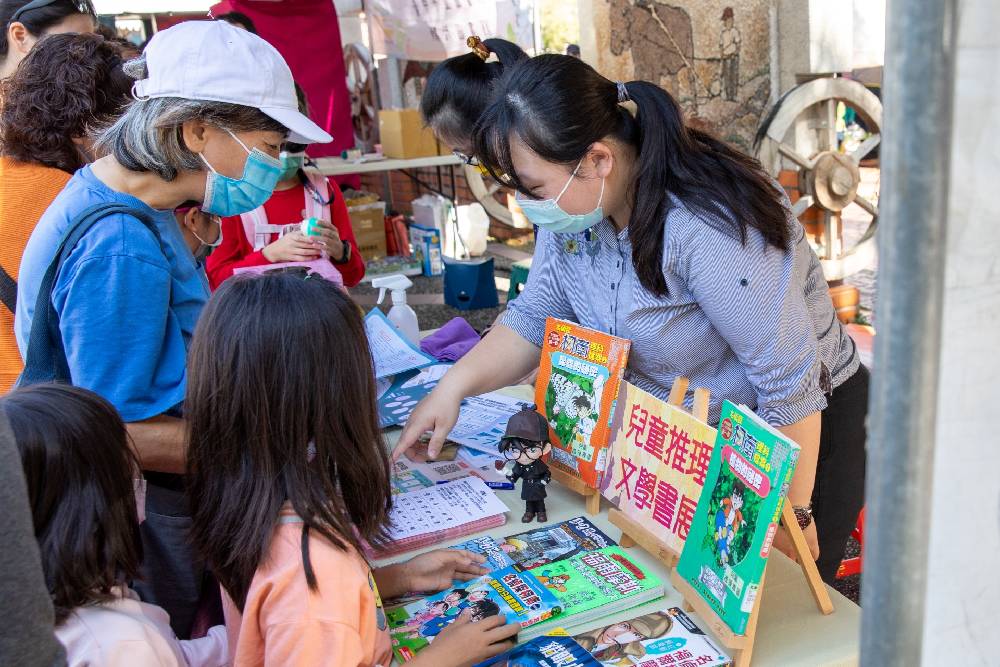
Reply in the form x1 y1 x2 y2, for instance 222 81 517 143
860 0 957 665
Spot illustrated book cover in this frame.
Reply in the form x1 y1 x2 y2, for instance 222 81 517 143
387 567 562 662
675 401 801 635
535 318 631 488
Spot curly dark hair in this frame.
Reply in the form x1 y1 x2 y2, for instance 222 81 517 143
0 33 132 173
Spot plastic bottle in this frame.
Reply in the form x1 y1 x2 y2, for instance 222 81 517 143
372 274 419 344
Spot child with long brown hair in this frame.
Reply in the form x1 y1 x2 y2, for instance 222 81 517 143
0 384 227 666
184 271 519 666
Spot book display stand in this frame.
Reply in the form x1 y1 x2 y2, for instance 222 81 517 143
608 376 709 567
548 465 602 515
603 377 835 666
670 502 834 666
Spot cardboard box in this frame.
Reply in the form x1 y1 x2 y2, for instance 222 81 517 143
378 109 439 159
347 201 387 261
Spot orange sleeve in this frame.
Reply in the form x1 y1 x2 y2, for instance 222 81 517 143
264 620 372 667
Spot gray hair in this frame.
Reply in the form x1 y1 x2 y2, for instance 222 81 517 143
95 55 286 181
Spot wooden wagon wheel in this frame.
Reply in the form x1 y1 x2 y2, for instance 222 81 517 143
343 42 378 152
463 164 531 229
757 78 882 281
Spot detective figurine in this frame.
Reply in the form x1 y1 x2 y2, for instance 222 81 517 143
499 407 552 523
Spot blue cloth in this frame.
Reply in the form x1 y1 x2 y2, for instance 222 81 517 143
16 166 210 422
502 193 859 426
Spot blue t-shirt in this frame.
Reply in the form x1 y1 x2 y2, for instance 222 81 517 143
15 166 210 422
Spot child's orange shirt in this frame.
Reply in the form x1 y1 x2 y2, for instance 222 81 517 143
222 507 392 667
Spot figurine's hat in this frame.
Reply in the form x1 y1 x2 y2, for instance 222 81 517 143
502 407 550 442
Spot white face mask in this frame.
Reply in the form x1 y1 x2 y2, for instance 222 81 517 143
189 209 223 261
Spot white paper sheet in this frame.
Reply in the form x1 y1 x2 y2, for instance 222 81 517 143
365 309 436 379
447 392 534 454
386 477 508 540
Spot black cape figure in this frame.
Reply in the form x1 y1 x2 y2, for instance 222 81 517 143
500 407 553 523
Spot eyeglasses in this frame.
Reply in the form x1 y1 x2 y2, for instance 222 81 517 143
502 444 545 461
452 150 479 167
10 0 96 23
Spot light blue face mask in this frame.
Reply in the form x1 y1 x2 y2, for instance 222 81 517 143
199 129 283 217
278 151 306 182
516 160 605 234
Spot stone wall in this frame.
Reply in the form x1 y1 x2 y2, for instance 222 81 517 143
580 0 773 152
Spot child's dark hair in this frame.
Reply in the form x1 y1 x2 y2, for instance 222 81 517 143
216 10 257 34
0 0 95 56
185 272 392 610
420 37 527 146
0 384 141 624
473 54 791 297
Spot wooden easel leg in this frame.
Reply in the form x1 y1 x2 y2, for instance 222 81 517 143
781 503 835 614
732 568 767 667
619 533 637 548
667 377 690 407
585 489 601 515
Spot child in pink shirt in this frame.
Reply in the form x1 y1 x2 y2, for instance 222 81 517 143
0 384 227 667
184 271 521 667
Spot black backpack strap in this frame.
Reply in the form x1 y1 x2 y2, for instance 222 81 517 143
18 203 163 387
0 264 16 313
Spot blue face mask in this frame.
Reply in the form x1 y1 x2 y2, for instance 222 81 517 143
278 151 306 182
516 160 605 234
199 130 283 217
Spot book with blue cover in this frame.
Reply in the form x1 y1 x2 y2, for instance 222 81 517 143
475 634 601 667
387 567 563 662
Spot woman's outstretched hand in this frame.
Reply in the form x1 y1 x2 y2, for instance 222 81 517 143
392 386 463 461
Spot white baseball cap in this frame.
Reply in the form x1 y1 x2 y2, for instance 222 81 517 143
132 20 332 145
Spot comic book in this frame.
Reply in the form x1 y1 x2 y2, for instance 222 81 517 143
501 516 618 571
449 535 517 575
528 547 664 631
571 607 730 666
675 401 801 635
535 318 631 488
475 634 601 667
387 567 562 663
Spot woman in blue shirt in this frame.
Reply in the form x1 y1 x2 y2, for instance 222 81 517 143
15 20 331 636
396 55 868 584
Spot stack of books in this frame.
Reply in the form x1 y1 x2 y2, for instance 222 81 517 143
385 517 668 663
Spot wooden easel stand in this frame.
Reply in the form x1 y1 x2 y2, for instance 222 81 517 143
608 377 834 666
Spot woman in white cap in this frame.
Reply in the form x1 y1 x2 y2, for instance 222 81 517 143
14 19 332 639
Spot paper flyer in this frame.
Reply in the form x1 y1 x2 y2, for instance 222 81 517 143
365 308 436 379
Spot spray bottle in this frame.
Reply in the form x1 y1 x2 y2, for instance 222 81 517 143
372 274 419 344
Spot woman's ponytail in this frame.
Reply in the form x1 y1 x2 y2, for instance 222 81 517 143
621 80 693 295
625 80 790 295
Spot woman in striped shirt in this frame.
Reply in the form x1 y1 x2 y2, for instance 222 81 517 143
396 55 868 584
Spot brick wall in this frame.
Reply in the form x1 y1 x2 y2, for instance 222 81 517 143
358 167 532 242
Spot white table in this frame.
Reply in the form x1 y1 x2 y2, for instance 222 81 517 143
379 387 861 667
313 154 463 176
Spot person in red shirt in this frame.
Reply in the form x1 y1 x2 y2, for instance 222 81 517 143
206 88 365 289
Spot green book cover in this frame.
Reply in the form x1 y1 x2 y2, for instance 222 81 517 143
675 401 800 635
528 546 663 625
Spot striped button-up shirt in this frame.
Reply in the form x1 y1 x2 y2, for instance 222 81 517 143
502 194 860 426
